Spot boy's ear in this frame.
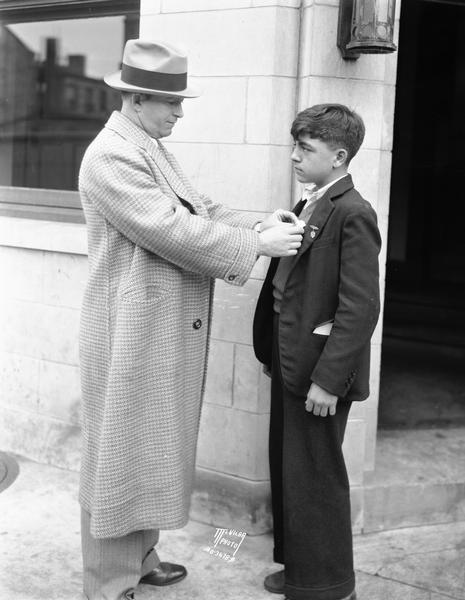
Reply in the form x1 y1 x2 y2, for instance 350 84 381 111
334 148 348 168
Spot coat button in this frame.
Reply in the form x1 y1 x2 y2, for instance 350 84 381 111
193 319 202 330
227 274 237 281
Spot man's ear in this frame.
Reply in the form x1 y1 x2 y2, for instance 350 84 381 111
334 148 348 168
132 93 143 112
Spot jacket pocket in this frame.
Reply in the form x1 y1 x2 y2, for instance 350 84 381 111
120 283 172 304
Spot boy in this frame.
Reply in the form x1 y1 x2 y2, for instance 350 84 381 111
253 104 381 600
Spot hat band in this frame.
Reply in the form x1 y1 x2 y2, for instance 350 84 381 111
121 63 187 92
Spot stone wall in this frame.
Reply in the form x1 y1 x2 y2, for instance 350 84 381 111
0 220 86 471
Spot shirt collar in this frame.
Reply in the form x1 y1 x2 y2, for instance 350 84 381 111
302 174 348 203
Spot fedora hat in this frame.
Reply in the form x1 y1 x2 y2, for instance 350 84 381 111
104 39 200 98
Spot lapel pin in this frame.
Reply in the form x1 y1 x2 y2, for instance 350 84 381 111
309 225 319 239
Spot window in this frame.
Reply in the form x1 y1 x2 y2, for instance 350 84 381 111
0 0 140 223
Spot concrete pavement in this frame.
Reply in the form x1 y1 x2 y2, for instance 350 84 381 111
1 455 464 600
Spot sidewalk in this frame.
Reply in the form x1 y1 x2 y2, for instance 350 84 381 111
1 455 464 600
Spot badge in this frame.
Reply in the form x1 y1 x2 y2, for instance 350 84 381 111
309 225 319 239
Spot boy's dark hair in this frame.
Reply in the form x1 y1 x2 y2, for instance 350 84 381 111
291 103 365 164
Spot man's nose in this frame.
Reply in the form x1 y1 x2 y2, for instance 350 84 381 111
174 103 184 118
291 148 300 162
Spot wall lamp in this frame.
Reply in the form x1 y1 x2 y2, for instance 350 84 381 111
337 0 397 60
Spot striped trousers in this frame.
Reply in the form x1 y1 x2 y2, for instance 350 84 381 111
81 509 160 600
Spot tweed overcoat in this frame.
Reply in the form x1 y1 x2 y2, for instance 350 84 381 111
78 111 259 539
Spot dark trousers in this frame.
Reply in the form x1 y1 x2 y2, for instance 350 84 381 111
270 315 355 600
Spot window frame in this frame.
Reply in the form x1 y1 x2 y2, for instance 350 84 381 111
0 0 140 223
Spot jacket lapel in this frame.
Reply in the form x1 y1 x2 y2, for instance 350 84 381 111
298 174 354 255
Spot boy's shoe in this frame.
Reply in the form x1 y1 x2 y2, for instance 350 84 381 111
264 569 285 593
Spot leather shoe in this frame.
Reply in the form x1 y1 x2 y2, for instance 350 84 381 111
264 569 284 594
140 562 187 586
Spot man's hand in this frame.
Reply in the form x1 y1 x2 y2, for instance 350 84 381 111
260 210 305 232
258 223 304 257
305 382 338 416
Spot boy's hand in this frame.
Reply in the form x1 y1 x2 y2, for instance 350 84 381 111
260 210 305 232
305 382 338 416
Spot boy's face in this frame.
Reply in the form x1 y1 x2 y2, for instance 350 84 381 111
291 134 345 188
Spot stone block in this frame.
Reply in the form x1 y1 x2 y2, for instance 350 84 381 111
376 150 393 218
249 255 271 281
343 419 366 486
38 361 82 424
197 403 270 480
252 0 300 6
161 0 251 11
299 4 314 79
350 148 383 210
204 340 234 407
0 352 40 412
191 466 272 534
246 77 296 145
41 252 88 309
303 4 389 82
168 142 293 212
233 343 262 413
0 218 87 255
350 485 364 534
258 367 272 412
363 398 379 474
169 77 247 144
364 482 465 533
140 0 161 14
377 212 389 271
385 39 399 85
140 7 299 76
0 300 80 365
0 407 81 471
211 278 262 345
298 76 393 151
0 246 44 303
349 400 366 421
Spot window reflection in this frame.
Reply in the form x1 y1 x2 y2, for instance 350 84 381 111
0 17 125 191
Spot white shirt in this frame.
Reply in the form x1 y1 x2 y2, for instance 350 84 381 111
301 174 348 209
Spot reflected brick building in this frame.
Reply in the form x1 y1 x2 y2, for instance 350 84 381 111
0 29 120 190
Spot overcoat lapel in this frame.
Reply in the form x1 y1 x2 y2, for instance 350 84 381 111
105 111 207 217
151 142 206 215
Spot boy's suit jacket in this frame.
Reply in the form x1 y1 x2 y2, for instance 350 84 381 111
253 174 381 402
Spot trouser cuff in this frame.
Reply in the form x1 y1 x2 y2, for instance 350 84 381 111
273 547 284 564
285 573 355 600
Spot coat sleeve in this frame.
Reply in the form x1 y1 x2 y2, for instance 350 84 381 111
310 205 381 397
199 193 261 229
80 143 259 286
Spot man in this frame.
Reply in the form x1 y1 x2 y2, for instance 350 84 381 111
78 39 304 600
253 104 381 600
